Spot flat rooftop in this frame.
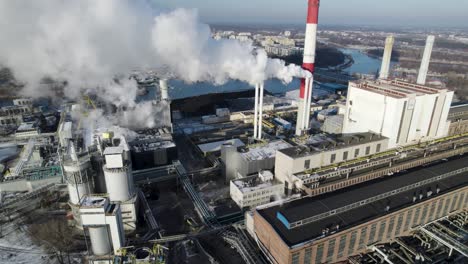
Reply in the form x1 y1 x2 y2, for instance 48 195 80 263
448 103 468 120
80 196 108 207
257 154 468 247
241 140 292 161
16 122 36 132
280 132 386 159
232 172 282 194
132 128 173 141
131 140 175 153
103 146 124 155
350 79 446 99
198 138 245 154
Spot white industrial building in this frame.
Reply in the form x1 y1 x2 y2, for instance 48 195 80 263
340 35 453 149
275 133 389 189
342 79 453 148
99 133 138 230
63 144 94 228
60 127 139 231
230 170 284 209
221 139 292 181
79 195 125 262
0 105 31 125
14 122 40 138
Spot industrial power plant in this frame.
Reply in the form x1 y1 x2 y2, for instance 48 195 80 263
0 0 467 264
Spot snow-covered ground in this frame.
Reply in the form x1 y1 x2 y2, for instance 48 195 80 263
0 221 52 264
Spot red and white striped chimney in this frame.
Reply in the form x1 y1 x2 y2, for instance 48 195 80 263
296 0 320 136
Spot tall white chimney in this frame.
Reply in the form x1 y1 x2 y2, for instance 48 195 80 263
159 79 169 100
379 35 394 80
258 83 265 140
252 83 265 140
304 77 313 130
417 35 435 85
253 83 259 139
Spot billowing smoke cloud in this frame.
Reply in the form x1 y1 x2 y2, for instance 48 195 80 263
151 9 309 85
0 0 155 104
0 0 308 130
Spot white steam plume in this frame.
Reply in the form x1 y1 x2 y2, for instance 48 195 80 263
151 9 310 85
0 0 309 129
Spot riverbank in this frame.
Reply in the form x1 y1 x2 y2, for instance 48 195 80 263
271 45 346 69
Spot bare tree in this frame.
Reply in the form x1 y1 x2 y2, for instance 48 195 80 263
28 217 78 264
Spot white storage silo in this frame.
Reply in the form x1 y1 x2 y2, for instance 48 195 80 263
103 165 134 202
63 160 93 205
89 226 112 256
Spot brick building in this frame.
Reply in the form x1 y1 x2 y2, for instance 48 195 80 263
252 155 468 264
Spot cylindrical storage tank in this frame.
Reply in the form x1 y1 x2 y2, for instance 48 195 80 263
103 165 133 202
159 79 169 100
63 160 93 204
63 160 91 177
89 226 111 256
67 183 92 205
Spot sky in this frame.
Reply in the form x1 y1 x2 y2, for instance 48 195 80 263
151 0 468 28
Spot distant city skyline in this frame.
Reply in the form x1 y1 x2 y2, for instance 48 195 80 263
151 0 468 28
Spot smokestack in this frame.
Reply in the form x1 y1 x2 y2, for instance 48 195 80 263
379 35 394 80
253 83 259 139
305 77 313 128
159 79 169 100
417 35 435 85
296 0 320 136
258 83 264 140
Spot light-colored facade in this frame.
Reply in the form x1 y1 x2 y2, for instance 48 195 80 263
275 133 389 189
0 105 31 125
13 98 32 107
321 115 344 134
79 196 125 256
221 140 292 181
230 171 284 208
342 80 453 148
101 136 138 230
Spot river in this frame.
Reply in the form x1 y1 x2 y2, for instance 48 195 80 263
340 48 394 75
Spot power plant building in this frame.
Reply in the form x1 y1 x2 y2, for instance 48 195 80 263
252 155 468 264
100 134 139 230
79 195 126 261
274 133 389 189
230 170 284 209
342 79 453 148
447 103 468 136
221 140 292 181
129 128 177 170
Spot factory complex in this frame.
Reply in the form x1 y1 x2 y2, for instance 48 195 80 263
0 1 467 264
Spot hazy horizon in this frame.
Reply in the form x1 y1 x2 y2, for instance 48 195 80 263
151 0 468 29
